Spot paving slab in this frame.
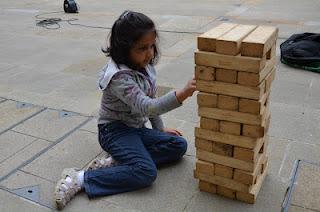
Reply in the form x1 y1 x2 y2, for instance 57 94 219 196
22 130 101 182
0 100 44 133
291 162 320 211
0 138 50 180
13 109 87 141
0 189 51 212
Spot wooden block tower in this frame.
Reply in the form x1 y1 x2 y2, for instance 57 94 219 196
193 23 278 203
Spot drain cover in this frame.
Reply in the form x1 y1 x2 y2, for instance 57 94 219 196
12 185 40 203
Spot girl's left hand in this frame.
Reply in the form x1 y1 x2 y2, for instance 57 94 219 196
163 128 182 136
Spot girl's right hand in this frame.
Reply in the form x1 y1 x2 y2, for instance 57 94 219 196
176 78 197 103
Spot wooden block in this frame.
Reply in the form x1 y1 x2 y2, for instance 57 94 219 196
195 127 263 149
241 26 278 58
266 43 276 60
233 153 267 185
196 149 255 172
265 68 276 92
237 55 276 86
233 136 265 162
195 138 213 151
239 98 261 115
215 164 233 179
215 68 237 83
198 107 265 126
195 51 266 73
199 180 217 194
194 170 251 193
235 162 268 204
196 80 265 100
242 115 270 138
220 121 241 135
212 141 233 156
198 23 237 52
195 66 215 81
217 95 239 111
197 92 218 107
239 91 270 115
217 186 236 199
200 117 219 131
216 25 257 56
196 160 215 176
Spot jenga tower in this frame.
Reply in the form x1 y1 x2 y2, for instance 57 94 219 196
193 23 278 203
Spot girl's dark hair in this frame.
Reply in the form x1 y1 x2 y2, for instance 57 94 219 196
102 10 159 69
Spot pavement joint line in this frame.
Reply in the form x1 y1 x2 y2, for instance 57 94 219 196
17 169 56 183
290 204 320 212
0 117 93 183
9 129 53 143
78 128 98 134
0 107 47 136
0 185 53 210
0 98 7 104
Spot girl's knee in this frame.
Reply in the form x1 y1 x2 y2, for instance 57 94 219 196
132 162 157 186
174 136 188 157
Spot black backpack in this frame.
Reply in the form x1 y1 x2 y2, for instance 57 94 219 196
280 33 320 73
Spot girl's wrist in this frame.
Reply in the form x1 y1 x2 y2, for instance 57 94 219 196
175 89 187 103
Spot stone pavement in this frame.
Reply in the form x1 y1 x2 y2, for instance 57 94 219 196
0 0 320 211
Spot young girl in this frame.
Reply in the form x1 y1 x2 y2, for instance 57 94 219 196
54 10 196 210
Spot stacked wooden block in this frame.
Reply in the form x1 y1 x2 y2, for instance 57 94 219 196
193 23 278 203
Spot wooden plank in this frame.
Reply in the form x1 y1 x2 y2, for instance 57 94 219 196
195 170 252 193
233 136 265 162
195 51 266 73
237 56 276 86
198 107 264 126
196 160 215 176
211 141 233 156
235 162 268 204
195 138 213 151
216 25 257 55
215 164 234 179
233 153 267 185
216 68 237 83
199 180 217 194
196 80 265 100
195 127 262 149
265 68 276 92
196 149 255 172
267 43 276 60
219 120 241 135
217 186 236 199
241 26 278 58
200 117 219 131
195 65 215 81
197 23 237 52
197 92 218 107
242 115 270 138
217 95 239 111
239 91 269 115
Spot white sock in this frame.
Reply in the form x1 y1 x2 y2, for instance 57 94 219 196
77 171 84 188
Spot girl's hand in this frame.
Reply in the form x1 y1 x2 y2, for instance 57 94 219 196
163 128 182 136
176 78 196 103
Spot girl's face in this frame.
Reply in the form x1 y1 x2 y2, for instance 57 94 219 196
129 31 156 70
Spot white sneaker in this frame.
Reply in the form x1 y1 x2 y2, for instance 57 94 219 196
85 155 117 171
54 168 82 210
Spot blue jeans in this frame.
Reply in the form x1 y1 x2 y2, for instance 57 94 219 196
83 121 188 198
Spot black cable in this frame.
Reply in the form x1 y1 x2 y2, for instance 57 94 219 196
34 11 201 34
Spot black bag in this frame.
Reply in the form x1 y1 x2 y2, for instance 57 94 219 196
280 33 320 72
64 0 79 13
